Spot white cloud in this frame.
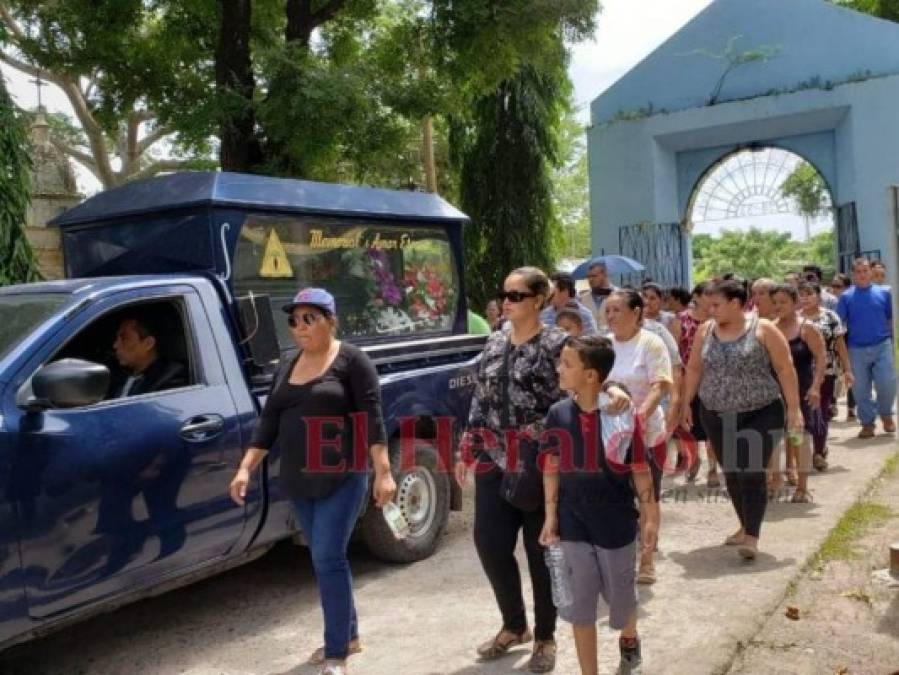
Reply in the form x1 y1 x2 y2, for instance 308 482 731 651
569 0 714 118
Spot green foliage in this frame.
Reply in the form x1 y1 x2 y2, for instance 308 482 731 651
457 62 568 310
685 35 781 105
0 77 39 285
6 0 218 147
834 0 899 22
553 107 592 260
431 0 597 99
692 228 835 282
781 162 830 219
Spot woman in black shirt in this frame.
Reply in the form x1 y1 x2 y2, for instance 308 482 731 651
230 288 395 675
454 267 626 673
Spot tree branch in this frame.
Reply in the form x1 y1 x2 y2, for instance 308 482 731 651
0 4 28 44
136 124 169 156
57 79 116 187
130 109 155 124
49 136 98 174
128 159 191 182
312 0 346 26
0 49 63 86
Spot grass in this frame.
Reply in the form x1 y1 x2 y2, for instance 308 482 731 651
811 501 893 568
883 451 899 478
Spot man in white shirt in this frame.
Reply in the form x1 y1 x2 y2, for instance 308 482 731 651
578 261 617 334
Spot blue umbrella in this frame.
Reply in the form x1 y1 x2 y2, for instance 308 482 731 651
571 255 645 280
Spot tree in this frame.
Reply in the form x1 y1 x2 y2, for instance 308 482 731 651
692 228 835 282
456 62 569 309
780 161 830 241
438 0 598 309
834 0 899 22
0 73 39 285
693 228 799 281
553 106 591 260
0 1 217 188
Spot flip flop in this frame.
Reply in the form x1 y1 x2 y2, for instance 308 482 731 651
477 629 533 660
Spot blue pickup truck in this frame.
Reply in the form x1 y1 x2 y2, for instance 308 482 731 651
0 172 485 649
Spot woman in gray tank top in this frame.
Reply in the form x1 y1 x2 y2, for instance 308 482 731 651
678 280 802 560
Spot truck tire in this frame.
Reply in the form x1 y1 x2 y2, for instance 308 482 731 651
360 443 450 563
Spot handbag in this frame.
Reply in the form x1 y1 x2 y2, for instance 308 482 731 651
497 336 545 511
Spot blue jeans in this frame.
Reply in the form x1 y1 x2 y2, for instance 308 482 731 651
291 473 369 660
849 339 897 426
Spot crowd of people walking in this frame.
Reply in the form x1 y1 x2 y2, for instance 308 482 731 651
458 256 893 675
230 257 894 675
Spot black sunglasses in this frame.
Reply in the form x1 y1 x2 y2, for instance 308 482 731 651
287 312 324 328
499 290 537 303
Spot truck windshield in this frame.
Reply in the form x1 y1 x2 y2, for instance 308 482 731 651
234 216 460 345
0 294 67 361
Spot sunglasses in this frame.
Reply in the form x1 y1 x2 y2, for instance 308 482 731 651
499 290 537 303
287 312 324 328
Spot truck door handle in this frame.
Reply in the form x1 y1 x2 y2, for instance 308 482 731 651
180 415 225 441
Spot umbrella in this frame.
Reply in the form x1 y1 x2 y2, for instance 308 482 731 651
571 255 645 280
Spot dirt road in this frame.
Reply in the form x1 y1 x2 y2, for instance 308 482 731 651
1 417 896 675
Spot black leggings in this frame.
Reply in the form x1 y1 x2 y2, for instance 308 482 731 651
473 468 556 641
700 399 785 538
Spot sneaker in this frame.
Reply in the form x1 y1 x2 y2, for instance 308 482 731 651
882 416 896 433
858 425 876 439
616 637 643 675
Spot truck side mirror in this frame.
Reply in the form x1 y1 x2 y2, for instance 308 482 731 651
18 359 110 411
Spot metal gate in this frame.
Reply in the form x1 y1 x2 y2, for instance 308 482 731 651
836 202 860 273
618 222 689 288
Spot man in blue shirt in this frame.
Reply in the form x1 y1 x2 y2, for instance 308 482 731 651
541 273 598 335
837 258 896 438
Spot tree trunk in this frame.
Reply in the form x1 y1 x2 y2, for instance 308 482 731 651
216 0 261 172
421 115 437 193
285 0 314 46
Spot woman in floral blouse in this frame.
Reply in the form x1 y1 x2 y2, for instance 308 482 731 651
454 266 625 673
799 282 854 470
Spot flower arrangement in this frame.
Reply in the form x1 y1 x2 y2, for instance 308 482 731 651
368 249 403 308
403 262 454 327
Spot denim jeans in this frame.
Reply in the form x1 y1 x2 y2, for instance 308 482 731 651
291 472 369 660
849 339 897 426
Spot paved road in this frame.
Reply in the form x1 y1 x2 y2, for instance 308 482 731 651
1 416 895 675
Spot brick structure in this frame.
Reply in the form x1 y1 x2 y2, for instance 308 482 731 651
24 112 82 279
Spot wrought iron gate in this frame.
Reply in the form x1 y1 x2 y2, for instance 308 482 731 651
618 222 689 288
836 202 860 273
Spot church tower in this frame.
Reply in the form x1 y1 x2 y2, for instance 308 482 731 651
24 111 82 279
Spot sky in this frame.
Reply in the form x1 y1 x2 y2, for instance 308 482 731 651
2 0 829 240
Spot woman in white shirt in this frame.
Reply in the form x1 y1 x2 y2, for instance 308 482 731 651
604 289 673 585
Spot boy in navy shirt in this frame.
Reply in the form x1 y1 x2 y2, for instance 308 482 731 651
539 335 658 675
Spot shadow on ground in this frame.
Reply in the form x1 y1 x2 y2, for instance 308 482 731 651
667 544 795 579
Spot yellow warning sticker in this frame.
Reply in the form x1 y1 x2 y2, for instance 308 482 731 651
259 229 294 278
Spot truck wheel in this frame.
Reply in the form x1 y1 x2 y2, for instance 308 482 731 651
361 444 450 563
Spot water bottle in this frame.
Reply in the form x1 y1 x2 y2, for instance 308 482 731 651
382 502 410 540
544 544 573 608
597 393 636 458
